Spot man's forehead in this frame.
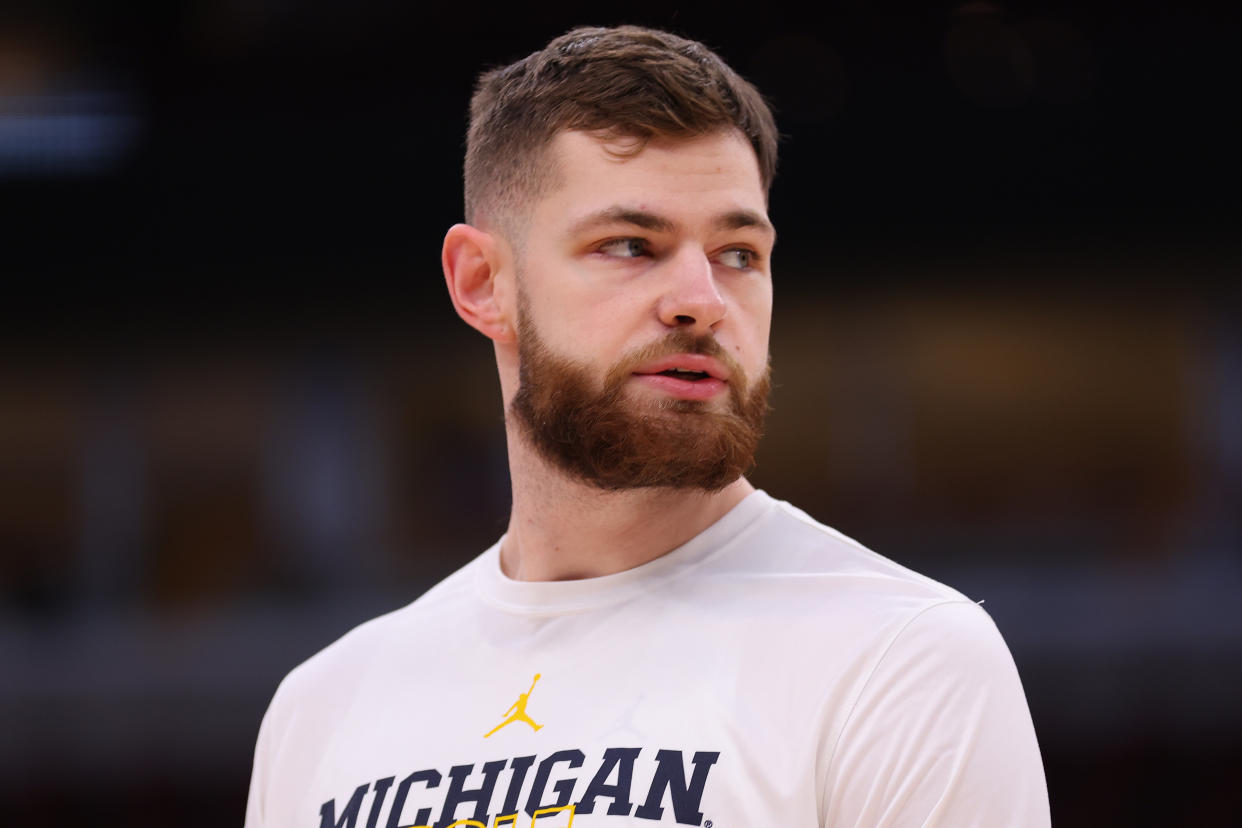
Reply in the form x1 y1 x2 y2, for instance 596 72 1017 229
549 127 760 175
538 128 770 222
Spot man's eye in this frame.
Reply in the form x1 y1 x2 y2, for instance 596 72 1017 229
718 248 755 269
598 238 648 258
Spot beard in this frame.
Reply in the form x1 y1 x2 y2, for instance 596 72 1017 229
509 308 771 492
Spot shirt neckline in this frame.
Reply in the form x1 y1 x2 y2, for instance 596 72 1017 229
474 488 775 615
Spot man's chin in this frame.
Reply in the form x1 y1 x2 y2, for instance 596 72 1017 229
511 310 768 492
620 383 732 414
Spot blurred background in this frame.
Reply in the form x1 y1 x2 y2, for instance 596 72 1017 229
1 1 1239 825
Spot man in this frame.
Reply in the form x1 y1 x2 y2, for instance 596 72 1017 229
245 25 1050 828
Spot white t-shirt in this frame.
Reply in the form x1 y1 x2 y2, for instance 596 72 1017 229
246 490 1049 828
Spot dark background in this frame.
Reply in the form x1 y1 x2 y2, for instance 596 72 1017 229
2 1 1240 825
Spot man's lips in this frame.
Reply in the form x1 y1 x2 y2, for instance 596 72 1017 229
631 353 729 381
630 353 729 401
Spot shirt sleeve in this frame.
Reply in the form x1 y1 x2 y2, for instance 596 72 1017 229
820 600 1050 828
245 679 292 828
243 704 272 828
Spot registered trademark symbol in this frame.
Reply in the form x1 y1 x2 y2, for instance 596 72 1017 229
704 821 713 828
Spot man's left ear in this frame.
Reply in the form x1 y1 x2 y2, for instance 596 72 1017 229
441 223 515 343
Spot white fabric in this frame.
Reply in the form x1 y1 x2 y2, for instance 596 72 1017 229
246 490 1049 828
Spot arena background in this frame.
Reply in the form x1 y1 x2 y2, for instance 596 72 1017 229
1 1 1239 825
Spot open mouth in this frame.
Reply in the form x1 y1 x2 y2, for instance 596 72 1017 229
631 358 728 401
657 368 712 381
631 354 728 394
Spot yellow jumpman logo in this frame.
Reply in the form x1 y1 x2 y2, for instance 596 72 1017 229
484 673 544 738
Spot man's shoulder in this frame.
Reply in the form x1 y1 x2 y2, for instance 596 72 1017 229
728 495 1025 731
271 549 486 703
723 492 972 607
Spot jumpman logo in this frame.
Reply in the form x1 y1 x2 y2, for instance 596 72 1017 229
484 673 544 738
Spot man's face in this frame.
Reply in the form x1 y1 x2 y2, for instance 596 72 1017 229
507 129 775 491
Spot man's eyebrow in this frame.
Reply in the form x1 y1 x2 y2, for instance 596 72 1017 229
568 207 675 236
714 209 775 240
566 205 776 241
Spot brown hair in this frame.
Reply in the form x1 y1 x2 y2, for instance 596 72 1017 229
464 25 779 231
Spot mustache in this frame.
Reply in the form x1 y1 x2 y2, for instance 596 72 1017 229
604 330 744 391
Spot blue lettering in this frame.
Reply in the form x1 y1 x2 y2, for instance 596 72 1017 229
575 747 640 816
524 749 584 816
500 755 536 816
633 750 719 825
436 760 506 828
385 769 441 828
320 783 369 828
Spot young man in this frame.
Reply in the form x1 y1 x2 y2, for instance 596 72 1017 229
245 26 1050 828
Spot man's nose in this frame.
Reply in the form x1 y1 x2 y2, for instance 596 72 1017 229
656 248 727 333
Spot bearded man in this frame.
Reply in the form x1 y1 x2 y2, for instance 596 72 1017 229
245 25 1050 828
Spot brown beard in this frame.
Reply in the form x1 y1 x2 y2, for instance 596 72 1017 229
509 310 771 492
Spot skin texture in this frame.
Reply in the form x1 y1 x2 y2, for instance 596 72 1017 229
442 129 775 582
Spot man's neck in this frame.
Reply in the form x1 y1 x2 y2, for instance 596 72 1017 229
500 437 754 582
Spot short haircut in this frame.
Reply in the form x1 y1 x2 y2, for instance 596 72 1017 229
464 25 779 232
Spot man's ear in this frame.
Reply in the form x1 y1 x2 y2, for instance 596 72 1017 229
442 223 515 343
